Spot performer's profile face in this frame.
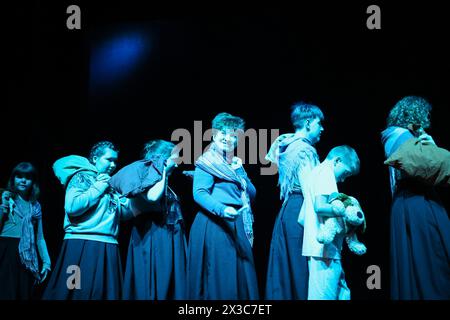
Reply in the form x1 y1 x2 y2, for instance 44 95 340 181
308 117 324 144
93 148 119 175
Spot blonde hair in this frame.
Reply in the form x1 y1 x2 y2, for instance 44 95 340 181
326 145 360 175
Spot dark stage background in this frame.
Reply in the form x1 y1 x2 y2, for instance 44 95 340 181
4 1 449 301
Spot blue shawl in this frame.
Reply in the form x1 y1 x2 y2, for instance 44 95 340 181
381 126 414 195
196 145 254 246
14 198 42 280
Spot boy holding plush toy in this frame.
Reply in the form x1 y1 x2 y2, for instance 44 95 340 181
298 145 366 300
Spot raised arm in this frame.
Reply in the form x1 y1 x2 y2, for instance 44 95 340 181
0 191 12 232
146 168 166 202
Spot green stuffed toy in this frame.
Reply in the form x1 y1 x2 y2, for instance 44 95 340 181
316 192 367 255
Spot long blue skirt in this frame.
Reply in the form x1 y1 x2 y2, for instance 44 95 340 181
122 218 187 300
42 239 123 300
265 192 309 300
187 211 259 300
0 237 35 300
391 182 450 300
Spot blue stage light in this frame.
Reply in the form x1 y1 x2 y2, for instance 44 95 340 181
90 32 150 88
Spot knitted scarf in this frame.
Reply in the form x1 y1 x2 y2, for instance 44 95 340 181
196 145 254 246
15 198 42 280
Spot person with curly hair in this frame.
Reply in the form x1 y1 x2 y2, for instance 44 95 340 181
381 96 450 300
187 112 259 299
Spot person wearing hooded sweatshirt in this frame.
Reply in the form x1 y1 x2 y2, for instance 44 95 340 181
381 96 450 300
0 162 51 300
43 141 142 300
265 102 324 300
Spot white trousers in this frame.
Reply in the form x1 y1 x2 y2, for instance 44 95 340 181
307 257 351 300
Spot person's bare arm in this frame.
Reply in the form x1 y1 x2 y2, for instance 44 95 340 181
146 169 167 202
314 195 345 218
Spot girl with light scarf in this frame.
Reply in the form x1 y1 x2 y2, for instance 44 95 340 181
0 162 51 300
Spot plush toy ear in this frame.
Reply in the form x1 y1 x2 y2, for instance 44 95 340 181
363 216 367 233
359 212 367 233
328 192 341 203
338 192 347 199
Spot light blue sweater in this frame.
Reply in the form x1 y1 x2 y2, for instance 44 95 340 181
63 171 135 244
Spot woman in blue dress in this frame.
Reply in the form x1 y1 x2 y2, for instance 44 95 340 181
119 140 187 300
187 112 259 300
382 96 450 300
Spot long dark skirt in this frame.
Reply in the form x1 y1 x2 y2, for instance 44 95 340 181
391 182 450 300
265 192 309 300
187 210 259 300
123 218 187 300
42 239 123 300
0 237 35 300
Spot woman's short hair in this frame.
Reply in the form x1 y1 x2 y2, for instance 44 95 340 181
7 162 40 202
88 141 119 163
212 112 245 131
291 102 324 130
326 145 360 175
142 140 176 160
387 96 432 129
